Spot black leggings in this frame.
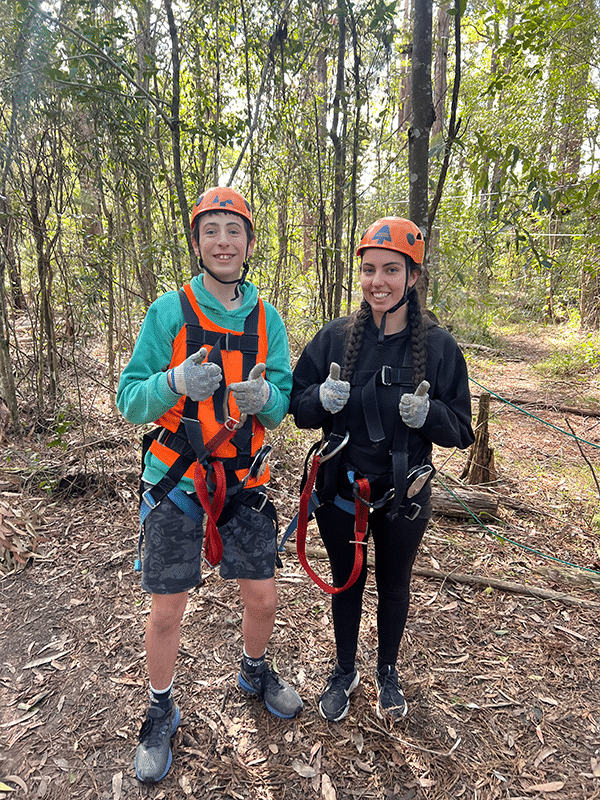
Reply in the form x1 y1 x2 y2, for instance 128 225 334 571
315 502 428 671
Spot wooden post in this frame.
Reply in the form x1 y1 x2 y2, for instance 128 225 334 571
461 392 497 485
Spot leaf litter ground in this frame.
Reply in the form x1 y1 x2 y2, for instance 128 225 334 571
1 326 600 800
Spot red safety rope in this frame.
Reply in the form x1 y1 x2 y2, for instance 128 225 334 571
192 417 241 567
296 451 370 594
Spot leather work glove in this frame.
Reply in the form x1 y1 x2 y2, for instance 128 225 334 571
319 362 350 414
399 380 430 429
170 347 222 402
229 363 270 415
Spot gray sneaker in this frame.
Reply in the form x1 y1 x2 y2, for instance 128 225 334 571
238 660 303 719
319 665 360 722
134 703 181 783
375 665 407 721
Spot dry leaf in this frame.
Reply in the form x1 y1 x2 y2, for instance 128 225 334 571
309 741 322 763
321 773 336 800
112 771 122 800
352 732 364 754
2 775 28 793
440 601 459 612
355 760 373 773
535 725 545 744
178 774 193 795
292 760 317 778
591 758 600 778
534 748 557 768
526 782 565 793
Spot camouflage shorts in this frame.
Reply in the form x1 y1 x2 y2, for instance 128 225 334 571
140 485 277 594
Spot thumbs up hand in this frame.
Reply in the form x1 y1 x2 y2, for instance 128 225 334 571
171 348 223 401
319 362 350 414
229 363 271 415
399 380 430 428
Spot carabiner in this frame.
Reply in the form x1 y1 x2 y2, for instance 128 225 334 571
352 483 395 509
222 386 247 430
317 431 350 462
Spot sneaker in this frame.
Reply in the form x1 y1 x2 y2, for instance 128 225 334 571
375 665 407 721
134 703 181 783
319 665 360 722
238 660 303 719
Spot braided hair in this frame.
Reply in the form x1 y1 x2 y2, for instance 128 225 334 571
340 263 430 389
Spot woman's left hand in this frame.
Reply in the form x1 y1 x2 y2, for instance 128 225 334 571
399 380 430 428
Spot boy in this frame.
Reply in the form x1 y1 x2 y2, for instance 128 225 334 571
117 187 302 784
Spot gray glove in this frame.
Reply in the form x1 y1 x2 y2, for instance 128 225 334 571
170 347 222 402
229 363 270 415
399 380 430 428
319 362 350 414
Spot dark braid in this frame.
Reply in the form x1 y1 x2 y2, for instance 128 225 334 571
407 287 428 387
340 299 371 382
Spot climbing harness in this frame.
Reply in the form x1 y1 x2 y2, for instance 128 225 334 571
281 346 435 593
137 283 276 570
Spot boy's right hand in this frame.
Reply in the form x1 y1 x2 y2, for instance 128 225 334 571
319 362 350 414
170 348 222 401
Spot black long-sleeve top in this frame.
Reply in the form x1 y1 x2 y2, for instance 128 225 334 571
290 315 474 500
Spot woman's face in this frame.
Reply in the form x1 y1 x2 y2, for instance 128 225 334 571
359 248 418 319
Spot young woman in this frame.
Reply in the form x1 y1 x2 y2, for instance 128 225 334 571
290 217 474 722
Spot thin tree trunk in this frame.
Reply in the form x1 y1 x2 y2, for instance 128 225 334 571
330 8 347 319
409 0 434 308
164 0 196 276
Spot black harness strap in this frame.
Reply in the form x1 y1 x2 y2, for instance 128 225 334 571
320 348 414 510
177 288 260 464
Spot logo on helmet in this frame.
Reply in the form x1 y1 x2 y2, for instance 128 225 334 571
371 225 392 246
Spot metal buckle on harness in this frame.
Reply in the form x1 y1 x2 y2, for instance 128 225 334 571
142 488 159 510
405 502 421 520
381 365 392 386
253 491 269 513
317 431 350 462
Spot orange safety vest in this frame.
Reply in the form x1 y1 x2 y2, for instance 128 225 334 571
148 282 270 489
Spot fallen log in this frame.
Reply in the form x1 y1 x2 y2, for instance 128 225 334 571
430 484 498 519
282 543 600 609
471 392 600 418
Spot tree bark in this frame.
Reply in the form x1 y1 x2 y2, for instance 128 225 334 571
409 0 434 308
461 392 498 485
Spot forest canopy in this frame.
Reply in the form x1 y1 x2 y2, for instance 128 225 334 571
1 0 599 429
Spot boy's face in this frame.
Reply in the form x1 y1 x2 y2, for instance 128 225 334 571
192 211 255 284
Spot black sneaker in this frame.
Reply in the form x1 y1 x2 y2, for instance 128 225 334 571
134 703 181 783
319 665 360 722
375 665 407 721
238 660 303 719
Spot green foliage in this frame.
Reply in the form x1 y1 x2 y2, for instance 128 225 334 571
536 332 600 379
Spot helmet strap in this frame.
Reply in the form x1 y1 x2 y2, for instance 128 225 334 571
377 294 409 343
199 257 250 302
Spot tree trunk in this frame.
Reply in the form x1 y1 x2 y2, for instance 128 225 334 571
330 8 347 320
164 0 196 277
461 393 497 485
409 0 434 308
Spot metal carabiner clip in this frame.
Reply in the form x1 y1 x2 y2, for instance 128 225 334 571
240 444 273 488
317 431 350 462
222 385 247 430
352 483 395 509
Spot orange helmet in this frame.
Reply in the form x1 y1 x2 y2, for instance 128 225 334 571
357 217 424 265
190 187 253 232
